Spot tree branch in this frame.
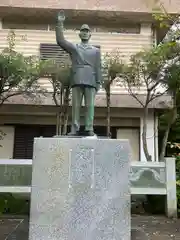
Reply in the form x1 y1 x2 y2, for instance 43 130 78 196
0 91 27 106
148 89 168 104
126 83 145 107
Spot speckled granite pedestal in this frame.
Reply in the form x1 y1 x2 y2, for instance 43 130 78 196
29 138 131 240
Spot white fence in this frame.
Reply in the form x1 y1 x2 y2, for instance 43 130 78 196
0 158 177 218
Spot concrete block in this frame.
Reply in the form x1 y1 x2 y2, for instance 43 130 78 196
29 138 131 240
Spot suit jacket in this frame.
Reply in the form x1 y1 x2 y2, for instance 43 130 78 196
56 31 102 90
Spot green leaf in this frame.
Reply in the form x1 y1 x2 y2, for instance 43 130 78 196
0 30 45 105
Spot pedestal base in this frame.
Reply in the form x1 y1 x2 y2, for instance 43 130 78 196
29 138 131 240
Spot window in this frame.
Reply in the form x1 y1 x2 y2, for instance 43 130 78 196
40 43 100 63
49 24 140 34
39 43 103 80
40 43 71 66
49 24 81 32
95 24 140 34
2 21 48 30
13 125 56 159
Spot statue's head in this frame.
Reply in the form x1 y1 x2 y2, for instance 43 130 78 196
79 24 91 42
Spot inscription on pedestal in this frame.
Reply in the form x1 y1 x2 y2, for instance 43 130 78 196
29 138 131 240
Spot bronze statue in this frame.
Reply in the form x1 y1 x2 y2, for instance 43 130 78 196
55 10 102 136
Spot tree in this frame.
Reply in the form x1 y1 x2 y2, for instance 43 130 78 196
0 30 45 144
158 53 180 159
0 130 6 147
42 59 71 135
148 1 180 159
0 30 44 105
151 0 180 38
166 107 180 150
117 42 179 161
102 51 124 137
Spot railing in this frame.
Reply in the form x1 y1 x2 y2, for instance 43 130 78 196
0 158 177 217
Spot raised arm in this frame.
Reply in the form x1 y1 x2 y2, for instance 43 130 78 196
55 10 76 53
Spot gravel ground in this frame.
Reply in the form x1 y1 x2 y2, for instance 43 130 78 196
132 215 180 240
0 215 180 240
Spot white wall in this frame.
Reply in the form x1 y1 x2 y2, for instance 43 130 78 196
0 126 15 159
117 128 140 161
116 109 157 162
0 25 153 92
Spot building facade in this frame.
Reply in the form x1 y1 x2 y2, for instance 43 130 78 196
0 2 173 162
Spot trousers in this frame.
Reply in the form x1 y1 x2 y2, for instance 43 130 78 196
71 86 96 133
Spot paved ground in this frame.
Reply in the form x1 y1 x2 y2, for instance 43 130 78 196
132 215 180 239
0 215 180 239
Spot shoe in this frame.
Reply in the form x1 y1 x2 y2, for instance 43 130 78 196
67 131 78 136
84 130 95 136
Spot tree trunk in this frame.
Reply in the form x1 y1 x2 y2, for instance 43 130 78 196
106 84 111 138
58 112 62 135
56 112 60 135
56 89 64 135
62 114 68 135
55 110 62 135
62 87 70 135
159 105 177 161
142 107 152 161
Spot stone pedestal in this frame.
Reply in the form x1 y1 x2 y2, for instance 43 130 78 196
29 138 131 240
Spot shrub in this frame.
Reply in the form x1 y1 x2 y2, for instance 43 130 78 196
0 193 30 215
176 155 180 216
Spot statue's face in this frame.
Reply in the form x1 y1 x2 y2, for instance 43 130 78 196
79 29 91 41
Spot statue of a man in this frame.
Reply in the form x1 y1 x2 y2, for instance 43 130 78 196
55 10 102 136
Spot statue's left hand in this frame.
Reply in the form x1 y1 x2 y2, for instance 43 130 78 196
57 10 66 22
